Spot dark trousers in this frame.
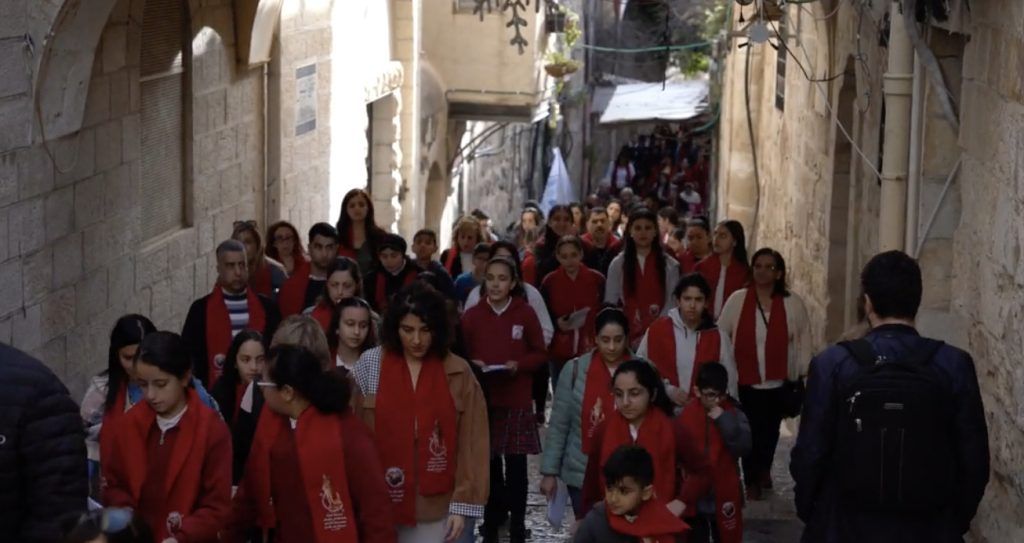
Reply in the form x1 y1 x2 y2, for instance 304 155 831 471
532 364 550 419
739 385 787 484
688 514 720 543
484 454 528 536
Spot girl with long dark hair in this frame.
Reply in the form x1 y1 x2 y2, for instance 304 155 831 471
227 345 396 542
540 307 632 520
525 204 575 288
579 360 711 518
637 273 738 406
717 248 810 498
352 283 489 542
335 188 387 277
604 208 681 347
328 296 378 371
210 330 267 484
695 220 751 319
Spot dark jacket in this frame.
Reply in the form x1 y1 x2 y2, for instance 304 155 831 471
210 378 265 484
0 343 88 542
574 502 683 543
420 260 456 299
181 292 281 388
790 324 989 543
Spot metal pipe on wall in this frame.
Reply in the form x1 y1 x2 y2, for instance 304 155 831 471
879 1 915 252
904 54 925 255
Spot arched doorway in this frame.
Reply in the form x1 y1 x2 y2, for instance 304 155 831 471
825 58 858 342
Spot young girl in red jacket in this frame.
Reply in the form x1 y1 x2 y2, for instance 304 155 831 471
101 331 232 543
461 256 548 543
227 345 396 543
540 235 605 390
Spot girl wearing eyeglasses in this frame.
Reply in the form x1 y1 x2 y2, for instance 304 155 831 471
227 345 395 543
352 283 489 543
101 332 232 543
715 248 810 500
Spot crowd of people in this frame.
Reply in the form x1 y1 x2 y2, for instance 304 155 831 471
0 183 991 543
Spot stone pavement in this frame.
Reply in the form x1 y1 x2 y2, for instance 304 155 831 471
471 421 804 542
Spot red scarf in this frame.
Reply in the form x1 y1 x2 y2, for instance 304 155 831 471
646 317 721 392
443 249 460 276
374 266 417 314
581 232 622 252
734 289 789 386
606 498 689 543
205 286 266 385
311 301 333 334
580 353 616 453
374 349 458 525
599 409 677 502
677 400 744 543
521 251 537 286
99 381 129 465
247 409 359 542
623 252 665 343
104 390 220 540
249 259 274 298
278 273 312 317
546 265 602 360
696 254 750 316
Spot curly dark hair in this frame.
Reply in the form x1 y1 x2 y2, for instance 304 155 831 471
380 282 451 359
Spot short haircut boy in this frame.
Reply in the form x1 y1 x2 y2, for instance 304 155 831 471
657 206 680 225
308 222 340 243
602 445 655 488
671 226 687 242
861 250 922 320
413 229 437 244
472 242 491 256
696 361 729 393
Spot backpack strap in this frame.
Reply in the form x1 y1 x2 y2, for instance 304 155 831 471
839 339 878 367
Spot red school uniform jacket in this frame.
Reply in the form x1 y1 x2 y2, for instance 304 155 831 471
461 297 548 409
226 409 396 543
101 389 232 542
540 265 606 362
278 272 313 317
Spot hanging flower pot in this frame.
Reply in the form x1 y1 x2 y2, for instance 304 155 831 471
544 60 579 78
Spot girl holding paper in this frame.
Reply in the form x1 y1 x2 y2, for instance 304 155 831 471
540 235 606 390
461 256 548 543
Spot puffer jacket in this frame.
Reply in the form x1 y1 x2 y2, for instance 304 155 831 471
0 343 88 542
540 351 598 489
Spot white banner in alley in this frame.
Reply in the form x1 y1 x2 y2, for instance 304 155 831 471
598 79 710 125
540 148 576 215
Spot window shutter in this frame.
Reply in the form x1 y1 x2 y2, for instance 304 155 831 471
140 0 188 241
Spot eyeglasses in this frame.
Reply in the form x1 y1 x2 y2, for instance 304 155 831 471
699 389 723 400
273 234 295 242
77 508 134 534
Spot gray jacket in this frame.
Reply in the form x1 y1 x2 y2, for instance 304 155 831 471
540 351 598 488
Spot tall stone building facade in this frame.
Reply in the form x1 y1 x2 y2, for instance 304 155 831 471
716 0 1021 539
0 0 551 400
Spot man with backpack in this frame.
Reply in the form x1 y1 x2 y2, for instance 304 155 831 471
790 250 989 543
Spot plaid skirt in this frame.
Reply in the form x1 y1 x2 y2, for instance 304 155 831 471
488 407 541 456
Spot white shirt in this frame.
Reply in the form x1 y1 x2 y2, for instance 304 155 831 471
465 283 554 345
487 297 513 316
459 252 474 275
156 405 188 435
603 252 681 319
717 288 812 387
713 265 727 318
629 423 640 442
636 309 739 398
336 353 357 372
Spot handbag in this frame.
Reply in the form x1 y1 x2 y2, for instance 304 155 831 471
780 378 805 418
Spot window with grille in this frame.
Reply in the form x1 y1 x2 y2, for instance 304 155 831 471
140 0 190 242
775 20 787 111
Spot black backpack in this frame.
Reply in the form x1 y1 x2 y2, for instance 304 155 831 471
835 338 955 513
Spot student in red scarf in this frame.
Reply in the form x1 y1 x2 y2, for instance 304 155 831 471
540 308 632 520
182 240 281 387
364 234 424 314
695 220 750 319
462 257 548 543
675 362 751 543
581 360 711 520
335 188 387 277
352 283 489 543
233 221 286 299
530 205 576 288
226 345 395 543
327 297 377 371
717 248 809 499
637 273 738 405
604 208 681 348
279 224 340 318
441 216 488 279
541 235 606 390
101 331 232 542
266 220 309 277
307 257 365 333
574 445 689 543
677 218 713 274
209 330 266 485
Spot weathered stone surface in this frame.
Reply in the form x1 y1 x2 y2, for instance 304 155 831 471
52 232 83 289
11 303 41 352
0 257 23 318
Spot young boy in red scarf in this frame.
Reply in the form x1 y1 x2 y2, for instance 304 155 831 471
675 362 751 543
574 445 688 543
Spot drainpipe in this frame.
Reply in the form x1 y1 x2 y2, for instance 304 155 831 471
904 54 925 255
878 1 915 252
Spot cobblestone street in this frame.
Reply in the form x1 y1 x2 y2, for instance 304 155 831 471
474 422 803 542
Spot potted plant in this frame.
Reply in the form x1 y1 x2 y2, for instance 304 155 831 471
544 50 580 78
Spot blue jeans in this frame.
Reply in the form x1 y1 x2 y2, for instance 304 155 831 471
456 517 477 543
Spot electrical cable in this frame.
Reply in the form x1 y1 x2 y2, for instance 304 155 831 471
767 19 847 83
744 44 761 242
579 41 711 53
